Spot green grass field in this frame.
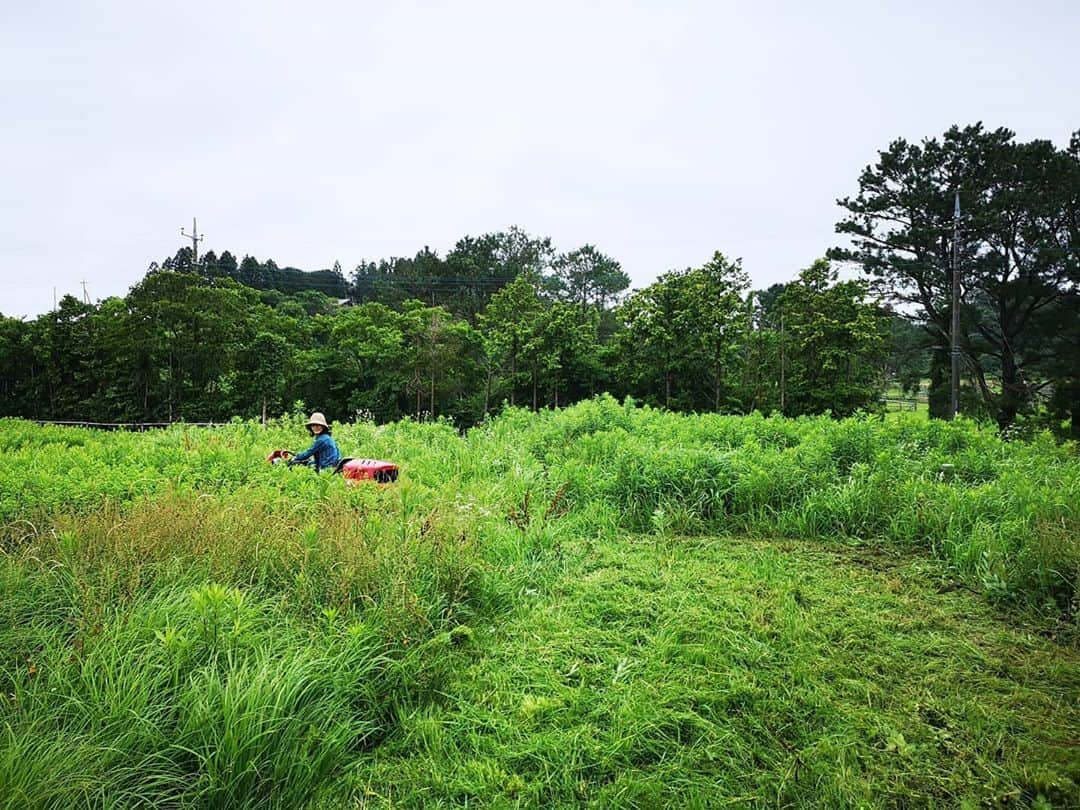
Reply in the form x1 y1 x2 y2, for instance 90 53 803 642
340 536 1079 807
1 399 1078 807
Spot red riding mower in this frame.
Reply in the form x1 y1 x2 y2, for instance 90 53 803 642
267 449 399 484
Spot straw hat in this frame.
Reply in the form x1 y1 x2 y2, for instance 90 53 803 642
306 412 329 429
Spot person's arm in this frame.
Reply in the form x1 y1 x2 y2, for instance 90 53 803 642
290 438 319 464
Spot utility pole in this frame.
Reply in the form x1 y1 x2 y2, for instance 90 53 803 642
950 191 961 420
180 217 204 267
80 280 90 305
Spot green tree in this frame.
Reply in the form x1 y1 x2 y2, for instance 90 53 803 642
324 303 410 422
832 123 1080 428
616 270 690 409
682 252 751 411
616 253 749 411
735 293 780 413
162 247 195 273
125 273 257 420
217 250 239 277
776 260 885 417
880 310 931 397
551 245 629 311
240 332 290 423
36 295 97 418
402 301 479 421
478 273 545 409
0 316 30 416
238 255 262 287
533 302 601 408
444 227 556 319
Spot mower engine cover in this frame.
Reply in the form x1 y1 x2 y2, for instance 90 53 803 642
339 458 399 484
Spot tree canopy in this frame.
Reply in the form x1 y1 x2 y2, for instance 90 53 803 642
831 123 1080 432
4 126 1076 437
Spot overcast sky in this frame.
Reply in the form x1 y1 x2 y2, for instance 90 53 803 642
1 0 1076 319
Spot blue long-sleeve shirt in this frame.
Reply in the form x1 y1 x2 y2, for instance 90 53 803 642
291 433 341 472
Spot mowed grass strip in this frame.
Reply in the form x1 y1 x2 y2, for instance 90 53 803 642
343 536 1080 808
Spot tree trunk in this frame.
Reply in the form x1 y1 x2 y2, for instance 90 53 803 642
997 345 1022 430
168 347 175 423
928 346 950 420
416 336 423 419
779 315 786 414
1069 381 1080 441
261 394 267 425
714 350 721 412
510 341 517 407
484 365 492 416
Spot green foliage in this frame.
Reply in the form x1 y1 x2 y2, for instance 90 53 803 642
615 256 750 411
615 254 887 416
775 259 886 416
832 123 1080 430
0 404 1078 806
881 308 931 396
550 244 629 310
0 231 643 426
169 248 348 298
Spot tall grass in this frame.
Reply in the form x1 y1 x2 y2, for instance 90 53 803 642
3 401 1077 610
491 398 1080 612
0 488 492 807
1 401 1077 806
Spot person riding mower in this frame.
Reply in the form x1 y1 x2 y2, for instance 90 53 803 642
287 412 341 472
267 412 399 483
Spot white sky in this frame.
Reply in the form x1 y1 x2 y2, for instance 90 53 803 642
1 0 1077 318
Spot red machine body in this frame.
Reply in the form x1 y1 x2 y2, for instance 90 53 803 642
339 458 399 484
267 449 398 483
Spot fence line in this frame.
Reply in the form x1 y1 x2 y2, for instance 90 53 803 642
880 397 921 412
33 420 222 431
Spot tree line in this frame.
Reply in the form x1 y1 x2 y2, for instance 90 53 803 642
1 124 1075 435
0 245 889 427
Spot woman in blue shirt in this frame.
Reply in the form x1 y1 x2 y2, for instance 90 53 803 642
288 412 341 472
